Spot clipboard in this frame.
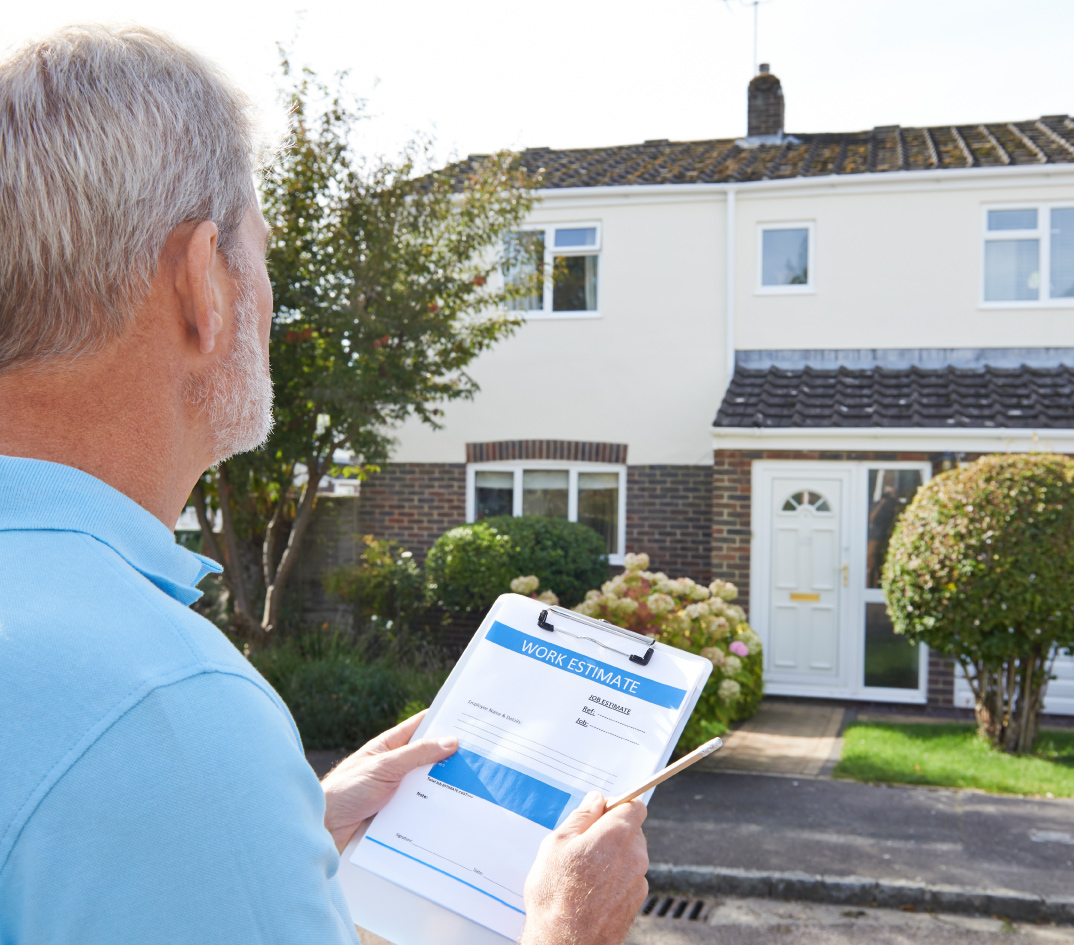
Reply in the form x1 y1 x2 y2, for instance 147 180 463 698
338 593 712 945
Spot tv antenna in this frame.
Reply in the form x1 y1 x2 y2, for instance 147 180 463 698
722 0 775 77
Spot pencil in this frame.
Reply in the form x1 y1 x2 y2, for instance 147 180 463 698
603 736 724 811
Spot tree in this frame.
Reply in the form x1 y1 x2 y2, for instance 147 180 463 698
883 454 1074 754
191 61 539 639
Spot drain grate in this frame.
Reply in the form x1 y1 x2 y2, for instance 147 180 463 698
639 894 713 922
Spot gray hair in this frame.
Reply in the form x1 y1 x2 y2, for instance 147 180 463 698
0 25 259 369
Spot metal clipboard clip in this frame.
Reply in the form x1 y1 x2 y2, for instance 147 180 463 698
536 605 655 667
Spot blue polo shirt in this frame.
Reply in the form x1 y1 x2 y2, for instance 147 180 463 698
0 457 358 944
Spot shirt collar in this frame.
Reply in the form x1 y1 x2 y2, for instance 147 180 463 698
0 456 222 606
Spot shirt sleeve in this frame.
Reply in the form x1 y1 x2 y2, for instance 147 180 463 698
2 671 359 945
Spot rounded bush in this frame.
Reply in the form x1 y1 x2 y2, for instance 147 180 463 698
884 453 1074 752
426 516 610 612
480 515 609 607
425 522 515 613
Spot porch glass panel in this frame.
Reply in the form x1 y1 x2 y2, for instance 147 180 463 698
864 603 919 689
867 469 923 588
523 470 569 518
475 471 513 520
578 472 618 555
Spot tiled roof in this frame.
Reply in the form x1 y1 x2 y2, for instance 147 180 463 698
458 117 1074 188
715 353 1074 429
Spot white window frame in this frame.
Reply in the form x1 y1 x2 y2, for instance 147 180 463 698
981 202 1074 309
855 461 932 703
465 460 626 564
756 221 816 295
507 222 602 319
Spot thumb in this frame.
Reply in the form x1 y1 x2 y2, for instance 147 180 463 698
556 791 605 838
373 735 458 780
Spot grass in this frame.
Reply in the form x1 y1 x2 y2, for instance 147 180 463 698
834 721 1074 797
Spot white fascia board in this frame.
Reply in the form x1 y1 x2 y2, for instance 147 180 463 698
712 426 1074 454
535 162 1074 206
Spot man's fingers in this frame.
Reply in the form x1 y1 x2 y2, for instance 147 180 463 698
359 709 428 755
605 797 647 829
555 791 606 839
371 734 458 780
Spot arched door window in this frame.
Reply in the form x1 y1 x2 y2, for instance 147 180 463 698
780 489 831 513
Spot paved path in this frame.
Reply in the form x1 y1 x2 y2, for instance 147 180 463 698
697 700 844 778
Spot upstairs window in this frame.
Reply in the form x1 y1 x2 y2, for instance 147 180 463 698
758 223 814 293
983 204 1074 304
504 224 601 317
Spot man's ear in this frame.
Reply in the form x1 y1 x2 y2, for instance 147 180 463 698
176 220 225 355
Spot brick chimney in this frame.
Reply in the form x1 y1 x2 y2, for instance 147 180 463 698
747 64 784 138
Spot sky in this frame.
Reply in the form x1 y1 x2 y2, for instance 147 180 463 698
4 0 1073 164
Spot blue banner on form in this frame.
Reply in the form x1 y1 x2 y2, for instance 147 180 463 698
429 747 571 829
484 621 686 710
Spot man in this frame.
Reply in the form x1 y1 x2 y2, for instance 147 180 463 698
0 25 648 945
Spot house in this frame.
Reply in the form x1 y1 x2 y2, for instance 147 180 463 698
352 67 1074 716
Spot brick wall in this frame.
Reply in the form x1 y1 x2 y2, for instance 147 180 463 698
355 463 467 563
712 448 962 705
711 451 755 611
626 466 712 583
928 651 956 707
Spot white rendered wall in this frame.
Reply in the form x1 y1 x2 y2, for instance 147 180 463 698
385 166 1074 466
735 172 1074 351
388 192 728 465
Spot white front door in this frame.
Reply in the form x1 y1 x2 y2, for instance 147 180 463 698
757 469 852 691
752 461 932 703
751 466 850 695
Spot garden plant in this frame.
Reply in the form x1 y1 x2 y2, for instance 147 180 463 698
190 60 539 640
883 453 1074 754
425 517 609 613
569 553 763 751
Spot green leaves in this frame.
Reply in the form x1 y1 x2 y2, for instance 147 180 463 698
883 454 1074 666
202 61 537 633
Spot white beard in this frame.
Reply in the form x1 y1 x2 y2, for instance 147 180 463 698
185 256 274 462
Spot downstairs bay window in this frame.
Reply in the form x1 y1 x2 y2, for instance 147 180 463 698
468 463 625 562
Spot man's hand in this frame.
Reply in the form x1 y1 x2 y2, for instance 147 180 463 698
321 710 457 853
520 792 649 945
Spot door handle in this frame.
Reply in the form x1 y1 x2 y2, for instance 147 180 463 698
842 563 848 587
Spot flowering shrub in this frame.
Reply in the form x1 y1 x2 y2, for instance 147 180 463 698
574 553 763 751
510 575 559 607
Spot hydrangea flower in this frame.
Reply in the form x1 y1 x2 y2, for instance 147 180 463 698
700 645 726 667
729 640 749 657
717 679 741 703
646 593 675 616
722 655 742 676
623 552 649 572
510 575 540 596
537 589 559 606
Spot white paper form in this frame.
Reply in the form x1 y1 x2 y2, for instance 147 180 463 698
350 595 710 940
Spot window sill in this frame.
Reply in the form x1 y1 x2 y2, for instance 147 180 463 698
513 310 603 320
978 300 1074 310
755 286 815 296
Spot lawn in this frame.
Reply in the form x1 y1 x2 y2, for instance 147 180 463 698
834 722 1074 797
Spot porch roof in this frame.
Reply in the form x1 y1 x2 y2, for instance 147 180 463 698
714 348 1074 429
